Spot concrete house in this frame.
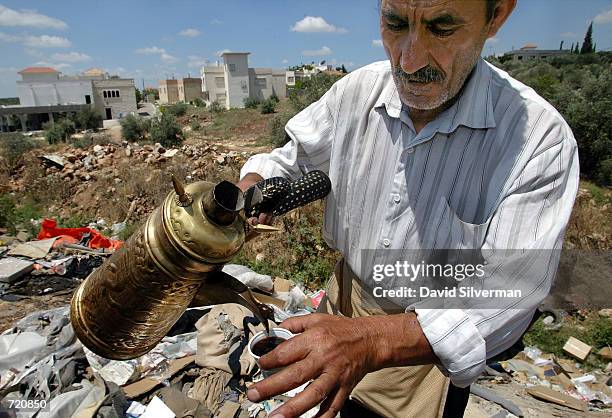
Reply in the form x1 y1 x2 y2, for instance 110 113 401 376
0 66 137 131
504 44 571 62
200 52 287 109
159 79 179 104
158 78 203 104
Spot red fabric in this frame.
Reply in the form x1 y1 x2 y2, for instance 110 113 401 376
38 219 123 250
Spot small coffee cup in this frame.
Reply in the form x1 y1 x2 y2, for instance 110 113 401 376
248 327 294 377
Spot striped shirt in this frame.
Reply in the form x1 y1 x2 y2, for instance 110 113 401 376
240 58 580 387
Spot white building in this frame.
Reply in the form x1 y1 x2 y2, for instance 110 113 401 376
200 52 287 109
15 67 137 120
1 67 138 131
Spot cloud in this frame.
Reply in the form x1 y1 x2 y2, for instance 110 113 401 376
593 8 612 24
215 49 232 56
0 5 67 30
210 19 222 25
34 61 72 70
135 46 178 64
302 46 332 56
560 32 580 38
51 52 91 62
135 46 166 55
188 55 209 68
291 16 347 33
281 58 289 64
485 37 499 44
161 52 178 64
179 28 200 37
0 32 71 48
24 34 70 48
372 39 383 47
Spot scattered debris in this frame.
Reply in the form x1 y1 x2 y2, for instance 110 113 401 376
564 336 593 361
527 385 588 412
0 257 34 283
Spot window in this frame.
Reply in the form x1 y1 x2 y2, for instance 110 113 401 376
287 77 294 83
215 77 225 89
228 64 236 72
241 80 248 93
116 90 120 98
256 78 267 88
103 91 107 98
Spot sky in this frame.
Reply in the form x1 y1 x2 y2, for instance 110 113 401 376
0 0 611 97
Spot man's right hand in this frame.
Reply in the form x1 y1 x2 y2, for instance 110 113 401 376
236 173 275 226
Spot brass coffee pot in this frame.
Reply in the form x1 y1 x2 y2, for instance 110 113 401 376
70 171 330 360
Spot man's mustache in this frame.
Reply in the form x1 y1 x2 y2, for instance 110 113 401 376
394 66 445 83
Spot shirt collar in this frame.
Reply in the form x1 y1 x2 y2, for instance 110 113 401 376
375 58 497 133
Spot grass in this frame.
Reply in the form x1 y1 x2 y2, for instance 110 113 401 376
523 313 612 370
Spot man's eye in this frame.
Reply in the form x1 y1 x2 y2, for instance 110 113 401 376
431 27 455 37
386 22 408 31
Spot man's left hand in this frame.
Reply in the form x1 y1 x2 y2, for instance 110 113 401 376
246 312 436 418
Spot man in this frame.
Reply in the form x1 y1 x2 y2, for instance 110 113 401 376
237 0 579 417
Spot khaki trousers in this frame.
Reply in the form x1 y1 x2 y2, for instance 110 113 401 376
317 259 449 418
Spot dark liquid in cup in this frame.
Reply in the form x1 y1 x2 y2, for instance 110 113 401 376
252 336 286 356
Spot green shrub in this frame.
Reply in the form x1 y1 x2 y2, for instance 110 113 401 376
0 193 42 236
44 119 75 144
269 113 293 147
75 106 102 131
270 93 280 103
0 132 38 174
193 98 205 108
597 158 612 186
120 114 148 141
71 134 93 149
209 101 224 113
164 103 189 117
243 97 260 109
260 98 276 114
149 113 184 147
191 120 201 131
289 73 341 112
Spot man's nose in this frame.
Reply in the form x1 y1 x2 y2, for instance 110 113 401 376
399 31 429 75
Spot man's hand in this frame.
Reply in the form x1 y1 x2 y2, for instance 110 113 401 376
247 312 437 418
236 173 274 226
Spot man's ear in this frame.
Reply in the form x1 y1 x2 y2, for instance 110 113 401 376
487 0 517 38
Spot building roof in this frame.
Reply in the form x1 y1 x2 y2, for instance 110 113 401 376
521 43 538 50
220 51 250 56
18 67 59 74
83 67 107 76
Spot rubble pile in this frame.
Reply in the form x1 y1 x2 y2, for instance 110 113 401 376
470 339 611 416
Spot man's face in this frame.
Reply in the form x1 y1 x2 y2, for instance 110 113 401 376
380 0 492 110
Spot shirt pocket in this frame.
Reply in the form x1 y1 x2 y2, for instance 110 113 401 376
426 195 491 250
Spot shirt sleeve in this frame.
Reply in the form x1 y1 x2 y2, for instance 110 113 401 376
415 133 580 388
240 83 339 182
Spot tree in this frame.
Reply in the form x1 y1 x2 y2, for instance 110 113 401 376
341 64 348 74
75 106 102 131
135 88 142 103
580 22 594 54
149 113 184 147
559 41 564 50
574 43 580 54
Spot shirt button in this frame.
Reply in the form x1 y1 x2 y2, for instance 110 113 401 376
383 239 391 247
393 194 401 203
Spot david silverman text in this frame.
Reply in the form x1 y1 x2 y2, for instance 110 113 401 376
372 287 523 298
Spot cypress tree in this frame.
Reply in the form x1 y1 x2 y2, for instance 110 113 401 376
580 22 594 54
